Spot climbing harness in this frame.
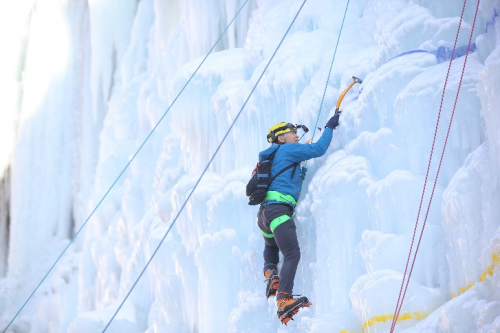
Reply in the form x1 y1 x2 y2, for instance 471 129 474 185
390 0 480 331
102 1 308 331
1 2 251 332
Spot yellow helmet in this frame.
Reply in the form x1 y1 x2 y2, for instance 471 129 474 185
267 122 297 143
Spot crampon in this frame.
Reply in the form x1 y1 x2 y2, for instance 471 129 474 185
265 274 280 297
276 295 312 325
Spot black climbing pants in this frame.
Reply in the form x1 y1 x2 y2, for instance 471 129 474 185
257 204 300 299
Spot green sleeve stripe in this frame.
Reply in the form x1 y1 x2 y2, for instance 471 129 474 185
270 214 291 233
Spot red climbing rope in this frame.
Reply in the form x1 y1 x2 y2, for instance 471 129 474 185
390 0 481 331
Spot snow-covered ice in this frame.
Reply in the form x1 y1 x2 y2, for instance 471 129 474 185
1 0 500 332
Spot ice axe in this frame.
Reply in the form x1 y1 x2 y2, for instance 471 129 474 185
316 76 363 133
335 76 363 115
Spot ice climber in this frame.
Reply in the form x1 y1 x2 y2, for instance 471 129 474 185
254 114 340 324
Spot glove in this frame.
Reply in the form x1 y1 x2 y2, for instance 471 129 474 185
325 113 340 130
300 166 308 181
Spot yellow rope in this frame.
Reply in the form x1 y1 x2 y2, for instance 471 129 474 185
342 251 500 332
451 251 500 299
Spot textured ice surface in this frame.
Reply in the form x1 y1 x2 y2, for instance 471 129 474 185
1 0 500 332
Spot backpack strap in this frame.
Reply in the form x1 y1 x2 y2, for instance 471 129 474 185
270 162 300 183
266 145 300 183
267 145 280 160
290 163 298 178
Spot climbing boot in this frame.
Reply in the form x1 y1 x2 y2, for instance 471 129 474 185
264 269 280 298
276 292 312 325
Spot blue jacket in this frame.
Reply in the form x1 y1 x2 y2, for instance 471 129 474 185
258 127 333 206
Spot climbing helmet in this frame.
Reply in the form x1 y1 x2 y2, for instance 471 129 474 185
267 122 297 143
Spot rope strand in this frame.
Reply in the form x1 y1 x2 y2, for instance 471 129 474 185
309 0 351 143
389 0 468 328
102 1 308 331
2 2 250 332
390 0 480 330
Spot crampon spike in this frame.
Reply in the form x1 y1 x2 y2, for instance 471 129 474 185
278 298 312 325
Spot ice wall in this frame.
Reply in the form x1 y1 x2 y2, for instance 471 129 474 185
0 169 10 277
0 0 137 330
1 0 500 332
0 0 33 279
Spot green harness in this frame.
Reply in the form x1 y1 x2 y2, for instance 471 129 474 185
261 191 296 238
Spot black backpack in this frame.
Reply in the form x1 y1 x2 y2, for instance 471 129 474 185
246 146 299 205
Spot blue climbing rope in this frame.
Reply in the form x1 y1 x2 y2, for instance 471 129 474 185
101 0 308 331
309 0 351 145
383 43 477 65
2 1 250 332
302 0 350 177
